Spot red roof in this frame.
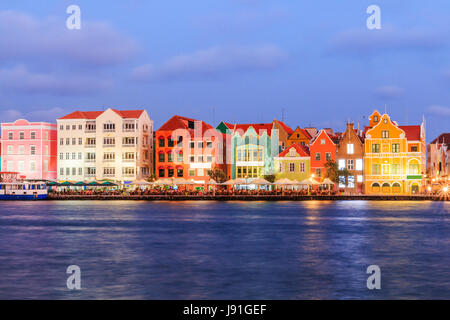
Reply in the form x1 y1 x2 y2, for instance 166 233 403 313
399 125 421 141
157 115 214 135
430 133 450 144
278 143 310 157
59 109 144 120
223 120 293 137
275 120 294 135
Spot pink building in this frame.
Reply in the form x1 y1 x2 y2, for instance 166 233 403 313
1 119 58 180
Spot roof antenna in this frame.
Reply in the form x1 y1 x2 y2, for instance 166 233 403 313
384 104 387 114
406 109 408 125
212 105 215 126
281 108 285 123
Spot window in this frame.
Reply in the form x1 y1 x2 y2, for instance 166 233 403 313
72 138 76 145
347 144 354 154
190 155 195 163
103 153 115 161
315 153 321 161
374 115 379 122
197 155 204 163
66 125 70 130
338 176 346 188
60 153 63 160
177 169 183 177
78 168 83 176
320 139 325 144
7 145 13 155
289 149 296 157
104 123 115 132
392 143 400 153
197 168 204 176
66 153 70 160
60 138 64 145
19 145 25 155
356 159 363 171
79 138 83 145
72 153 76 160
159 153 165 162
382 130 389 138
206 155 213 163
103 167 115 176
167 153 173 162
31 132 36 140
86 138 96 146
279 163 284 172
372 164 381 175
300 162 305 173
348 176 355 188
326 153 332 161
44 145 49 156
7 161 13 171
392 164 401 175
409 163 419 175
159 168 165 177
60 168 64 176
168 138 174 147
66 168 70 175
103 138 115 146
177 153 183 162
45 132 48 140
168 168 174 177
357 175 363 183
8 132 13 140
159 138 165 147
87 153 96 161
347 159 354 170
372 144 380 153
30 145 36 155
123 152 135 161
315 168 321 177
123 137 135 146
190 141 195 149
411 146 418 152
189 169 195 176
30 161 36 171
188 121 195 129
72 168 76 176
206 141 213 148
18 161 24 172
60 125 64 130
289 163 295 172
79 125 82 130
66 138 70 145
19 132 24 140
123 167 135 176
198 141 204 149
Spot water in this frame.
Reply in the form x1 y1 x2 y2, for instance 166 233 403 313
0 200 449 299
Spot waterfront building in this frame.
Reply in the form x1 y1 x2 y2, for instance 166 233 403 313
309 129 339 181
336 122 365 194
287 127 313 147
0 119 57 180
427 133 450 182
363 110 426 194
216 120 293 179
155 115 226 184
57 108 153 183
274 143 310 181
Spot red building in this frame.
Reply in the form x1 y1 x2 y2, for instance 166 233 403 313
155 115 227 184
309 129 339 181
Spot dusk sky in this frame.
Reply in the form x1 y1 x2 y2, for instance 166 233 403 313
0 0 449 141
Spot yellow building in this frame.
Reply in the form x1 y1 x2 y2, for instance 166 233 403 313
364 110 426 194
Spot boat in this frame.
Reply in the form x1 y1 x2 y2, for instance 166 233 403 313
0 172 48 200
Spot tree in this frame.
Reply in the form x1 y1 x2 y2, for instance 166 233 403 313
263 174 276 183
146 174 157 182
207 168 226 183
324 160 350 184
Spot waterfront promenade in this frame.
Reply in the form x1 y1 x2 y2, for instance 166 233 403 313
47 194 447 201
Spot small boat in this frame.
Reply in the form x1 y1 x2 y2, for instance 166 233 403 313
0 172 48 200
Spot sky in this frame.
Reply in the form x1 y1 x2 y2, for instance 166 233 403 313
0 0 449 141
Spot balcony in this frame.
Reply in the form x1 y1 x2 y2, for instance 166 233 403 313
103 144 115 148
123 158 136 163
85 129 96 133
123 128 136 133
85 159 96 163
86 144 96 148
103 159 115 163
85 173 96 177
122 144 136 148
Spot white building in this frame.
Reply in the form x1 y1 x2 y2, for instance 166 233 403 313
57 108 153 183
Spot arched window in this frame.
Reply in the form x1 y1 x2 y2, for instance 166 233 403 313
382 183 390 193
392 182 401 193
371 182 380 193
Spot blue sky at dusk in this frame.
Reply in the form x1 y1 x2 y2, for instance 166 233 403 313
0 0 449 141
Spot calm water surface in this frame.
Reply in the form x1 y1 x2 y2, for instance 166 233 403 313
0 200 449 299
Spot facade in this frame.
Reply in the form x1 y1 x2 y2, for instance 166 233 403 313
1 119 57 180
57 108 153 182
155 115 226 184
274 143 310 181
427 133 450 181
309 129 339 181
287 127 312 147
217 120 292 179
364 110 426 194
336 123 365 194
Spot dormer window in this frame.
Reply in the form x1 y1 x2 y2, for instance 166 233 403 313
289 149 295 157
374 116 379 122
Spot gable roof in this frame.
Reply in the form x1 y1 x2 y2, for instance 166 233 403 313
222 119 292 137
278 143 310 157
398 125 421 141
289 127 312 140
310 129 339 146
59 109 144 120
157 115 214 134
430 133 450 144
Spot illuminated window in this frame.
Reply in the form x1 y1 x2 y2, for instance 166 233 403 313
326 153 331 161
357 175 363 182
315 153 321 161
347 144 354 154
289 163 295 172
347 159 354 170
316 168 321 177
411 146 418 152
338 159 345 169
372 144 380 153
356 159 363 170
392 164 401 175
392 143 400 153
372 164 381 175
382 130 389 138
348 176 355 188
300 162 305 173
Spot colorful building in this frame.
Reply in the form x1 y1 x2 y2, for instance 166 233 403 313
336 123 365 194
287 126 312 147
57 108 153 183
274 143 310 181
364 110 426 194
1 119 57 180
427 133 450 181
216 120 292 179
155 115 226 184
309 129 339 181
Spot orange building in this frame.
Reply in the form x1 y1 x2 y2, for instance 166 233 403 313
309 129 339 181
155 115 226 185
287 127 312 147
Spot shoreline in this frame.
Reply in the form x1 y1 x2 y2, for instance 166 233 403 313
37 194 449 201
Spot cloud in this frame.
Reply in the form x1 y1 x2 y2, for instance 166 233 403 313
329 26 445 55
374 86 403 100
0 65 112 95
0 10 137 67
131 45 288 82
427 105 450 117
0 107 66 122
